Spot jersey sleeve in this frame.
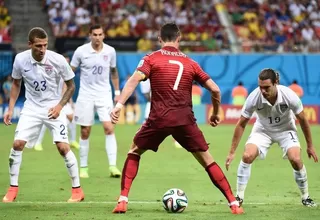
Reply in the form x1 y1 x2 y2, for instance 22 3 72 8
241 92 255 119
192 61 210 85
11 55 22 79
110 48 116 68
289 90 303 115
59 56 75 81
70 48 81 68
136 55 151 79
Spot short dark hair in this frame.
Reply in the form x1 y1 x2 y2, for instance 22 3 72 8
28 27 48 43
160 22 181 42
90 24 104 33
259 68 279 84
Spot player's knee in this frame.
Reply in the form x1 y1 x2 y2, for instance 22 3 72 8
12 140 26 151
104 128 114 135
242 151 255 164
56 142 70 156
128 143 145 155
289 157 303 170
80 128 90 139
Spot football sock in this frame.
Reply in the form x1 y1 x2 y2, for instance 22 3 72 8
9 148 23 186
237 160 251 199
120 153 140 197
36 125 47 145
68 122 76 143
293 165 309 200
205 162 236 203
64 150 80 187
79 138 89 167
106 134 117 166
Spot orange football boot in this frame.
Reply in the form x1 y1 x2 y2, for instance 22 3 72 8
2 186 18 203
67 187 84 203
230 204 244 214
112 200 128 213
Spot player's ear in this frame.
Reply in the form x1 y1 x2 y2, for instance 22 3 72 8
158 36 162 44
28 41 32 48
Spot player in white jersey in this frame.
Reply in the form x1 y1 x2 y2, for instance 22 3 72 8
225 68 318 207
2 27 84 203
71 24 121 178
33 54 79 151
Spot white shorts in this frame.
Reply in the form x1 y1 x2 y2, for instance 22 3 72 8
15 108 68 148
246 126 300 159
74 97 113 126
62 103 73 116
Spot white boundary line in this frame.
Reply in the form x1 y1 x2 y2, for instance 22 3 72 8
6 201 301 205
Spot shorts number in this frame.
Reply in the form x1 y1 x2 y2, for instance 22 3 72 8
268 116 280 124
92 65 103 75
33 80 47 91
169 60 184 90
60 124 66 135
289 132 297 142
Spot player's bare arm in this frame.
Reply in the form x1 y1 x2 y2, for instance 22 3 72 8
203 79 221 127
110 67 120 102
296 111 318 162
48 78 75 119
3 78 22 125
110 70 145 124
225 116 250 170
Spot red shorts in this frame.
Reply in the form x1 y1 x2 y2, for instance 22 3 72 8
133 122 209 152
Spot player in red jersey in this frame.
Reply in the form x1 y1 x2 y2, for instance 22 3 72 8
110 23 244 215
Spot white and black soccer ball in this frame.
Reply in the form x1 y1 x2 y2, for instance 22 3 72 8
162 188 188 213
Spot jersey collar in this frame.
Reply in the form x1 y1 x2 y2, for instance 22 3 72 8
89 42 104 53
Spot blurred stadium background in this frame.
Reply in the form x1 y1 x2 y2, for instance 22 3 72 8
0 1 320 219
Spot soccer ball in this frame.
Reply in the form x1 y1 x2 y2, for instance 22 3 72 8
162 188 188 213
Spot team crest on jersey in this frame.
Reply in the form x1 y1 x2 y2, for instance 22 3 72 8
280 103 288 112
103 55 108 61
45 65 53 75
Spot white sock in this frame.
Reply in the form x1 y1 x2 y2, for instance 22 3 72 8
106 134 117 166
237 160 252 199
68 122 76 142
118 195 128 202
293 165 309 200
64 150 80 187
36 125 47 145
79 138 89 168
9 149 23 186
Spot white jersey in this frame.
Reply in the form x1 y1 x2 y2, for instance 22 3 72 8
241 85 303 132
140 79 151 94
12 49 75 110
70 42 116 99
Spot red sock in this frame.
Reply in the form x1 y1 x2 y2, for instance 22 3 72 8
120 153 140 197
205 162 236 203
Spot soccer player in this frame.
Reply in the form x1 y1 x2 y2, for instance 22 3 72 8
34 55 79 151
110 23 244 215
225 68 318 207
70 24 121 178
2 27 84 202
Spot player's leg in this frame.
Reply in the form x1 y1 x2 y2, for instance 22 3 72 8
73 99 95 178
113 124 168 213
66 113 79 149
278 131 316 207
46 113 84 202
96 98 121 177
172 124 243 214
3 113 42 202
34 124 47 151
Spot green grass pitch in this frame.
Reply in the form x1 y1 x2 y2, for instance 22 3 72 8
0 124 319 220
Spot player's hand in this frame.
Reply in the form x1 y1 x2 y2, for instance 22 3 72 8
114 95 120 103
110 107 121 124
306 146 318 162
209 114 220 127
48 104 63 119
225 152 235 171
3 110 13 125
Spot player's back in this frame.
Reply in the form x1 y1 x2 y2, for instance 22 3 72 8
138 46 210 128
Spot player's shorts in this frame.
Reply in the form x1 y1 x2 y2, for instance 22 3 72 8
62 103 73 116
74 97 113 126
14 108 68 148
246 126 300 159
133 122 209 152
